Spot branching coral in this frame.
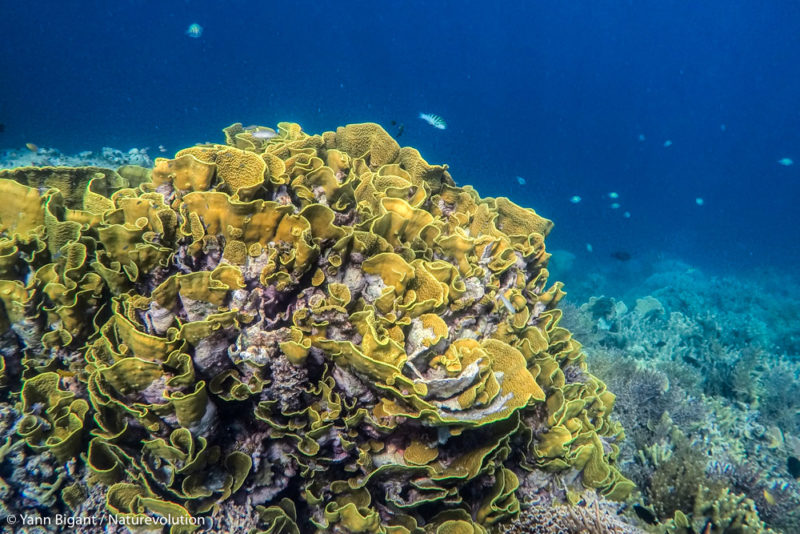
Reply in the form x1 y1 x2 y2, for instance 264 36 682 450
0 122 631 532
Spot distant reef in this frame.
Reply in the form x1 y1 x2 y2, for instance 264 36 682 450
1 146 153 170
561 263 800 534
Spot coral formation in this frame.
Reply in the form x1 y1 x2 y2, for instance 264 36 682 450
0 122 631 531
0 146 154 170
501 499 644 534
561 276 800 534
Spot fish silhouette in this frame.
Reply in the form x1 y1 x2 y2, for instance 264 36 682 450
390 120 405 137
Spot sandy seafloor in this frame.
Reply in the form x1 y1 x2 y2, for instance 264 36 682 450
1 146 799 533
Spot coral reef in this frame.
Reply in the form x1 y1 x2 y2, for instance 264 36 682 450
561 272 800 534
0 122 631 531
0 146 153 170
500 491 644 534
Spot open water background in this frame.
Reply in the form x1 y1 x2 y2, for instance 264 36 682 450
2 0 799 281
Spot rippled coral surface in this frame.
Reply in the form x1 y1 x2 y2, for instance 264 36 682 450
0 122 632 532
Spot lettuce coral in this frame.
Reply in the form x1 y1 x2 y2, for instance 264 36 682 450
0 121 632 531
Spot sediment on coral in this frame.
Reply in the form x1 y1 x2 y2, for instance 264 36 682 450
0 121 632 532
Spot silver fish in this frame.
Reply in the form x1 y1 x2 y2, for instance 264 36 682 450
419 113 446 130
251 130 278 140
244 126 278 140
497 292 515 314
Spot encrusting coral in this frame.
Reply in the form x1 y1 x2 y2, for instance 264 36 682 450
0 122 632 532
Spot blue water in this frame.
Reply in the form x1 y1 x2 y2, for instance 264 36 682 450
2 0 799 275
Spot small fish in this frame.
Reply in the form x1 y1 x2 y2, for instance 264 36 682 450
720 123 726 132
0 123 4 133
763 489 776 506
586 243 593 253
637 133 646 142
497 292 516 314
251 129 278 140
683 354 701 367
244 125 278 140
25 142 38 153
788 456 800 478
570 195 581 204
663 139 673 147
610 202 621 209
611 251 631 261
419 113 446 130
623 211 631 218
608 192 619 199
516 176 526 185
633 505 657 525
158 144 167 153
390 120 405 138
696 197 704 206
778 157 794 166
186 23 203 38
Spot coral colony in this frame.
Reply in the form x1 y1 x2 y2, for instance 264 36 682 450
0 122 629 532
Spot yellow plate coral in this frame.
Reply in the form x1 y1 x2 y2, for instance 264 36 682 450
0 121 632 532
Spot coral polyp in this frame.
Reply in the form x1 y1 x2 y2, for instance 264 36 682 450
0 122 631 532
